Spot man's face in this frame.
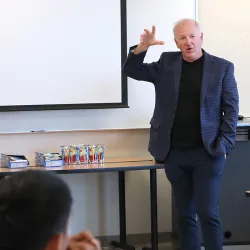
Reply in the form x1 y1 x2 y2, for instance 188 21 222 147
46 218 71 250
174 20 203 62
60 219 71 250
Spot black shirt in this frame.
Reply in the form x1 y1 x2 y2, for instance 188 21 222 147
171 55 204 148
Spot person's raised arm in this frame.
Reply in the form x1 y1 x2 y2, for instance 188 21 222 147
133 25 164 54
122 25 164 84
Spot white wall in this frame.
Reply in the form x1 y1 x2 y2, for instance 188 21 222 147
198 0 250 115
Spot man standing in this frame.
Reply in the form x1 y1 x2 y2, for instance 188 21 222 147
122 19 239 250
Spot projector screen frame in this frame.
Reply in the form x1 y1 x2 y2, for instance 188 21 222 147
0 0 128 112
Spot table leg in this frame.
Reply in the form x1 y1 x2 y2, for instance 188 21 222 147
109 171 135 250
142 169 158 250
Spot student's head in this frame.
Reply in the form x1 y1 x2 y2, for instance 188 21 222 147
173 18 203 62
0 170 73 250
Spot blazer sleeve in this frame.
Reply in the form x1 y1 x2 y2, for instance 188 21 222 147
122 45 163 84
220 62 239 154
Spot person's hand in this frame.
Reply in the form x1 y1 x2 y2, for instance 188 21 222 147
134 25 164 54
141 25 164 47
67 230 101 250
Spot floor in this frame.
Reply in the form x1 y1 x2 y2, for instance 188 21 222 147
103 241 250 250
133 243 250 250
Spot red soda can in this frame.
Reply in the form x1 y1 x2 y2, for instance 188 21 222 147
97 144 105 163
88 145 98 163
60 146 69 164
69 145 77 164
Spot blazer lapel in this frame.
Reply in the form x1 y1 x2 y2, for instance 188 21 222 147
200 51 214 106
173 54 183 102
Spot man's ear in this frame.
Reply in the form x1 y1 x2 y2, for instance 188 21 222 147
174 38 179 49
45 233 64 250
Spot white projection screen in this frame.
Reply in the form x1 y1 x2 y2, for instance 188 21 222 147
0 0 127 111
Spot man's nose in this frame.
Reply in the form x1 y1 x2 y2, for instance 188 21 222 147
185 37 191 45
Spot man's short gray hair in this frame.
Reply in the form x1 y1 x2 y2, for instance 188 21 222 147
173 18 201 37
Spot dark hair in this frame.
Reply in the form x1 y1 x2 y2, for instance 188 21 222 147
0 170 73 250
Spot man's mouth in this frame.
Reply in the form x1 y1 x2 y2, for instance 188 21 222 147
186 48 194 53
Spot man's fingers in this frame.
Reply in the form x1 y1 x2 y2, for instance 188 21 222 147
71 230 94 242
144 26 156 36
143 29 151 35
91 238 101 249
69 231 101 250
69 241 96 250
155 40 165 45
151 25 156 35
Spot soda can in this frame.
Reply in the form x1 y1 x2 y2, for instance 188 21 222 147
97 144 105 163
69 145 78 164
77 144 89 164
88 145 98 163
60 146 69 165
